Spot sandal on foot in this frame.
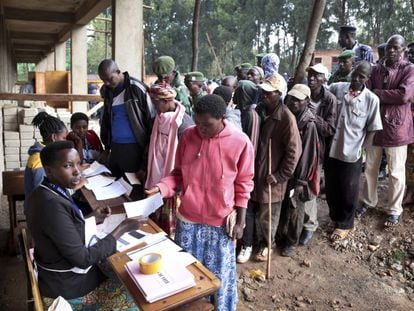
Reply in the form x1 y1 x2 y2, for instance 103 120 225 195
384 214 400 228
356 203 371 218
330 228 352 242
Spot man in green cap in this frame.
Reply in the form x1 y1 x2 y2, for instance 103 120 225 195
328 50 354 85
153 55 191 114
184 71 207 114
234 63 253 81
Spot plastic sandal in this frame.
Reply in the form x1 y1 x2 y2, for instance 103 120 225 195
384 214 400 227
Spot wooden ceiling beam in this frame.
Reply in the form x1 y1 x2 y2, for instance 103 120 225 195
4 7 75 23
14 50 46 57
13 43 51 51
10 31 57 41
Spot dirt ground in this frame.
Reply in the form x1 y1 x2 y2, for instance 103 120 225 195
1 179 414 310
236 179 414 311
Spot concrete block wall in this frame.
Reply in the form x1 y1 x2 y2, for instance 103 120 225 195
2 104 72 171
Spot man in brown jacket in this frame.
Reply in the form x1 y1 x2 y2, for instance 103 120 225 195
299 64 337 245
252 75 302 262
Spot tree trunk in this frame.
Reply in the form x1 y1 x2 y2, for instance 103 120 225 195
205 32 223 77
191 0 202 71
340 0 347 26
411 0 414 14
293 0 327 84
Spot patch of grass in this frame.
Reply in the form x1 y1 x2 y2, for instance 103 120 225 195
391 248 405 263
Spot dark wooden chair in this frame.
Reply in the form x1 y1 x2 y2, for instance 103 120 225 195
2 170 25 253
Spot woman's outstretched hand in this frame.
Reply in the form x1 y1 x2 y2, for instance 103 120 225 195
145 186 160 196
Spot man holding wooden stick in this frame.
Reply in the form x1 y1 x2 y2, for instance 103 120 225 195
252 75 301 262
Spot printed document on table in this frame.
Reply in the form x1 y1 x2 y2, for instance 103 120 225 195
82 161 111 177
85 175 115 190
123 193 163 217
92 180 127 200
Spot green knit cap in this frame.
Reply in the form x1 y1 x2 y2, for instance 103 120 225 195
153 56 175 76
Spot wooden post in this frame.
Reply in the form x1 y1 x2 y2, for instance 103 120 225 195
191 0 201 71
267 139 272 279
293 0 327 84
206 32 223 77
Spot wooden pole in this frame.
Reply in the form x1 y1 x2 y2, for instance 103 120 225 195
267 138 272 279
205 32 223 77
293 0 327 84
191 0 202 71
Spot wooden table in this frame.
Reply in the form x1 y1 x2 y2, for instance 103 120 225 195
81 186 221 310
2 170 25 253
108 221 221 311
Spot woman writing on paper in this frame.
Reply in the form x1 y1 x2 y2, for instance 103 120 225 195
145 83 193 236
26 141 146 309
146 95 255 311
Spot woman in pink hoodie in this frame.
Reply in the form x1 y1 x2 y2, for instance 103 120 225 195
147 95 254 311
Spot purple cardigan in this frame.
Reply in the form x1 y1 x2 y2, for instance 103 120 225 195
369 58 414 147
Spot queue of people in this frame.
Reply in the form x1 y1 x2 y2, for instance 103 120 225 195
22 25 414 311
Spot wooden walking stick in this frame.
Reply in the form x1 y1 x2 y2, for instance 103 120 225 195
267 138 272 279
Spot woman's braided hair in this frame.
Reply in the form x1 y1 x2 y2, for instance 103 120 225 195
32 111 66 141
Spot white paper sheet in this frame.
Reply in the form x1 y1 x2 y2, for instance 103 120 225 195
92 180 127 200
84 217 98 247
85 175 115 190
82 161 111 177
125 172 142 185
118 177 133 197
96 213 127 239
123 193 163 217
127 236 182 261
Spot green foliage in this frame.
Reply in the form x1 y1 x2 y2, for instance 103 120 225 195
17 63 35 81
391 248 405 264
83 0 414 78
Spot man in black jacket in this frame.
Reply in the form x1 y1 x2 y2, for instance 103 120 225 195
98 59 155 200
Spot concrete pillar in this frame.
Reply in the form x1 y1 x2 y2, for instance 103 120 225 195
71 25 88 113
112 0 143 79
46 51 55 71
55 41 66 71
35 57 47 72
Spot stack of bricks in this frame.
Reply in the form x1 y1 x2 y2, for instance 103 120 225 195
19 124 41 168
56 108 71 126
2 106 42 170
19 108 38 125
3 104 20 170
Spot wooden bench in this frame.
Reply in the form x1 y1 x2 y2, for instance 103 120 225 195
19 228 44 311
2 170 25 253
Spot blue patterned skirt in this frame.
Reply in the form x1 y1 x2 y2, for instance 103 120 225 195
175 219 237 311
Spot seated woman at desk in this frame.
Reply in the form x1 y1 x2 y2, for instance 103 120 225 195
145 83 193 237
147 95 255 311
24 111 68 215
26 140 146 309
66 112 103 165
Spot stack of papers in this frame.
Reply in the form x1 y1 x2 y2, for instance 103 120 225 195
125 256 196 303
126 234 183 261
123 193 163 218
85 175 115 190
82 161 111 177
91 180 128 200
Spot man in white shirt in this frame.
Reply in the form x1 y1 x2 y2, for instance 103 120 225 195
327 61 382 241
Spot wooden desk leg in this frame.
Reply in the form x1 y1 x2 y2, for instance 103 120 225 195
8 197 16 254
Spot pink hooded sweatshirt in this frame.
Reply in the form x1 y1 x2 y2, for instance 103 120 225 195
157 121 254 226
